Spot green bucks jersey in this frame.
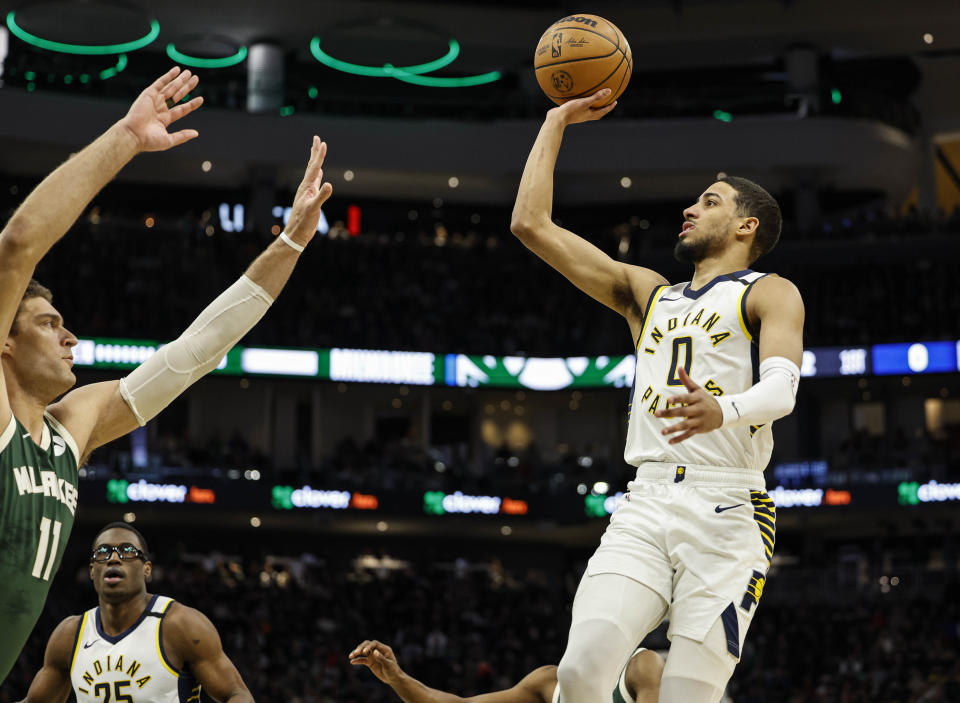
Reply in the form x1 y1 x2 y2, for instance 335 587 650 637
0 411 80 681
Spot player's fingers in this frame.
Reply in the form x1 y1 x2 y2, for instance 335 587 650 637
161 69 193 101
654 406 687 419
169 73 199 106
668 429 697 444
349 641 370 658
167 97 204 122
664 393 697 407
661 420 692 436
166 129 200 148
678 366 700 392
300 138 325 185
588 88 612 103
589 101 617 119
150 66 181 93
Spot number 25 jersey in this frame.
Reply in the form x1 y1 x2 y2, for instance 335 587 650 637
624 270 774 472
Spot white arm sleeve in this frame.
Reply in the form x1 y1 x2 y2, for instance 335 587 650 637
716 356 800 429
118 275 273 425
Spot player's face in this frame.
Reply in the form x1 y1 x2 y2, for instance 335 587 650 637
675 181 740 263
89 528 152 603
2 297 78 399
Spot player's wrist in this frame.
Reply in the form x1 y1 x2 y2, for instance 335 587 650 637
277 231 305 253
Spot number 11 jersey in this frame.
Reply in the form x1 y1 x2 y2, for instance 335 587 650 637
625 270 774 472
0 411 80 681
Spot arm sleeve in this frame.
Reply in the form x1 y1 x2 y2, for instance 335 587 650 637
118 275 273 425
716 356 800 429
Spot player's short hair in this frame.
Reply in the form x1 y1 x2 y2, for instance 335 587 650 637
8 279 53 336
719 176 782 263
92 522 151 560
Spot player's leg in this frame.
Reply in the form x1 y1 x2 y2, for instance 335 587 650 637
658 619 735 703
556 572 668 703
624 649 665 703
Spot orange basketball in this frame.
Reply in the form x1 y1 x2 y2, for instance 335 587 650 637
534 14 632 106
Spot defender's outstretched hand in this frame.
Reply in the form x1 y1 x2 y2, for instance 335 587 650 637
549 88 618 126
119 67 203 152
349 640 404 685
281 136 334 248
654 366 723 443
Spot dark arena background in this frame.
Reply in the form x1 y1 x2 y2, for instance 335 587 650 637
1 0 960 701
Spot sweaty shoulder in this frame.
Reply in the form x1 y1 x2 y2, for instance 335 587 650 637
747 274 804 318
161 602 221 667
48 614 83 669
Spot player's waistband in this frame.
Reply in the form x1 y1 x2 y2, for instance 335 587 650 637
633 461 766 490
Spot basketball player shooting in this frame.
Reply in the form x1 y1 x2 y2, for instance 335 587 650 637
0 67 333 680
510 89 804 703
16 522 254 702
350 639 663 703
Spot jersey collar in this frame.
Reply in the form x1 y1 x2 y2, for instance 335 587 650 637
683 269 753 300
95 594 159 644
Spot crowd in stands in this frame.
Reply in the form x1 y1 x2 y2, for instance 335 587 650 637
14 197 960 358
2 538 958 702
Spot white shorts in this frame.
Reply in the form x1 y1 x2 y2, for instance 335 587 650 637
586 462 775 657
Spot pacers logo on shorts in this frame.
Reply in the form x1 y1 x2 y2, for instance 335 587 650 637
740 570 766 612
674 466 686 483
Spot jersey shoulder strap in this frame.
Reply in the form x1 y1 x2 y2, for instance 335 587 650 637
43 411 81 466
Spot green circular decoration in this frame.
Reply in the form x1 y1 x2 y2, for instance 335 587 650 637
387 66 501 87
166 42 247 69
309 35 459 77
99 54 128 80
6 10 159 55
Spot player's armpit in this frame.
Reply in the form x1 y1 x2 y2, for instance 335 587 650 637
47 381 138 463
163 605 254 703
746 275 805 366
18 615 80 703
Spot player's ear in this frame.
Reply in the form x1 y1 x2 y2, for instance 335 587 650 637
143 560 152 581
738 216 759 235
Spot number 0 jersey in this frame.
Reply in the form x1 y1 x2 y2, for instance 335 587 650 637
70 595 201 703
0 412 80 681
625 270 773 472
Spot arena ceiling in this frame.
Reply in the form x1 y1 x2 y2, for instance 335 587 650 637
0 0 958 205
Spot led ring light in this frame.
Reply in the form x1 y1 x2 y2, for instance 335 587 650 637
310 31 501 87
166 35 248 69
310 36 459 77
6 10 159 55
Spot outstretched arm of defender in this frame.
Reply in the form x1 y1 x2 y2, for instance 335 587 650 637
0 67 202 429
350 640 551 703
510 90 666 336
163 605 254 703
16 616 79 703
655 276 804 442
48 137 333 461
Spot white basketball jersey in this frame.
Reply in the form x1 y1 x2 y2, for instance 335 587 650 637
70 595 199 703
625 270 774 472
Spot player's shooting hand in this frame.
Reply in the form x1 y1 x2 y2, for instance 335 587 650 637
549 88 618 126
119 67 203 152
654 366 723 443
349 640 403 684
280 136 334 249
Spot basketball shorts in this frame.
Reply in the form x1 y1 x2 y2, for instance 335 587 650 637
586 462 775 659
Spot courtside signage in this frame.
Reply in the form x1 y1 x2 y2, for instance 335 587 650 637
72 337 958 387
422 491 529 516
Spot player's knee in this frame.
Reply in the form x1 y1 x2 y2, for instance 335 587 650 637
557 643 612 701
662 630 736 690
627 650 665 701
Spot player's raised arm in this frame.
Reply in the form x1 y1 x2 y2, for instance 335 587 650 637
350 640 553 703
48 136 333 461
510 89 667 335
0 67 202 428
16 616 79 703
162 604 255 703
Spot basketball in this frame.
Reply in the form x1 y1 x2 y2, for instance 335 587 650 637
534 14 632 106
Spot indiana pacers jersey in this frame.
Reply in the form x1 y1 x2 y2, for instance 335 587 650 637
0 412 80 681
625 270 773 472
70 595 201 703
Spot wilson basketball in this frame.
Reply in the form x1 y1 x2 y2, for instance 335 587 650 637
534 14 632 106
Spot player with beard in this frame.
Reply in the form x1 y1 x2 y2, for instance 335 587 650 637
0 67 333 679
510 88 804 703
350 639 664 703
16 522 254 702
